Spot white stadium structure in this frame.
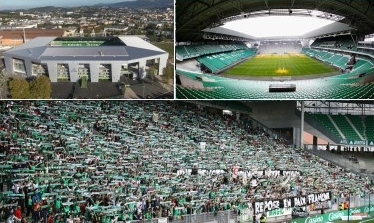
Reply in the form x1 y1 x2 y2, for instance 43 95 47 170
3 36 168 82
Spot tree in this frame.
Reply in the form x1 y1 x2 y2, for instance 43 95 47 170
9 78 30 99
0 73 9 88
0 73 9 99
29 75 52 99
162 63 173 84
148 65 157 83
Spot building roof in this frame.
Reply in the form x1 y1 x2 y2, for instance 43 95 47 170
119 36 166 53
0 29 64 40
4 36 168 62
176 0 374 42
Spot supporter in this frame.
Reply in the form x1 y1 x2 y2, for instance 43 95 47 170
0 101 371 222
14 206 22 222
253 214 258 223
344 201 349 210
339 202 344 210
260 213 266 223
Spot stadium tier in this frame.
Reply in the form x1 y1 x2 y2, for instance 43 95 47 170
175 44 250 61
176 68 374 99
358 41 374 56
305 112 374 143
311 35 356 51
303 48 374 75
0 101 372 223
177 43 374 99
258 40 302 54
197 49 256 73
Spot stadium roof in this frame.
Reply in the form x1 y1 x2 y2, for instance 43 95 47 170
176 0 374 42
5 36 167 62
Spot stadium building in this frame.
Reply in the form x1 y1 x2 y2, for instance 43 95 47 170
176 0 374 99
3 36 168 82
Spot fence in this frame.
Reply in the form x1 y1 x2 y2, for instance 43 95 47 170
129 211 238 223
128 194 374 223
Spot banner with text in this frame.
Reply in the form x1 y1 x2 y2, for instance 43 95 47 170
267 208 292 218
253 192 331 214
177 168 302 177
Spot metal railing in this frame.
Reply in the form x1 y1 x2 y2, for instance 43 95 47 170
95 194 374 223
130 211 238 223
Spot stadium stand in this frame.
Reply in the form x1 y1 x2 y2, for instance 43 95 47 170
311 35 356 51
197 49 256 73
176 31 374 99
176 44 249 61
176 59 201 73
258 41 302 54
176 43 257 74
0 101 372 223
357 41 374 56
302 48 374 74
176 68 374 99
305 113 374 142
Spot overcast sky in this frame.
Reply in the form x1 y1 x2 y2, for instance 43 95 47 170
1 0 131 10
222 16 335 38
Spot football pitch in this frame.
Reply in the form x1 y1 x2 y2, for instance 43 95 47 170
224 54 337 77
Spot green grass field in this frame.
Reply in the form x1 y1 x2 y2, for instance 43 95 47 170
224 54 337 77
152 42 174 60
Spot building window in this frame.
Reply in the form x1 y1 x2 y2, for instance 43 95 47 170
31 63 47 76
13 58 26 74
99 64 112 80
78 64 90 80
57 63 70 80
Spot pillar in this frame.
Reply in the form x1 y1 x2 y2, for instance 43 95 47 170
4 57 13 75
313 136 318 150
337 145 341 154
138 60 146 79
24 60 32 77
294 127 301 149
111 62 121 82
68 62 79 82
300 101 305 149
158 54 168 75
46 62 57 82
90 62 100 83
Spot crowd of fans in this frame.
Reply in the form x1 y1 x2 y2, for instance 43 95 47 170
0 101 372 223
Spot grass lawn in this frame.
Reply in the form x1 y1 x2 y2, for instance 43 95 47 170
152 42 174 60
81 76 88 89
224 54 336 77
